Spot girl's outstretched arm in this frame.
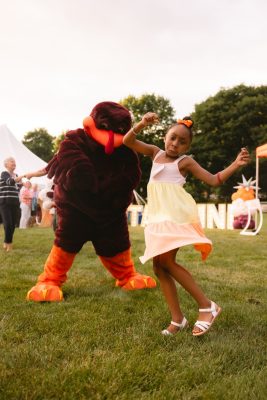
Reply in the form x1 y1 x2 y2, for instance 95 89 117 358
123 112 160 158
183 147 250 186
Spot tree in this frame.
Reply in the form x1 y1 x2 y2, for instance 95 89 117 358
53 131 67 153
121 94 176 196
23 128 55 162
190 84 267 202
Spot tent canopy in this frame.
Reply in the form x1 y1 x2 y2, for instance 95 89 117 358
256 143 267 158
0 124 48 185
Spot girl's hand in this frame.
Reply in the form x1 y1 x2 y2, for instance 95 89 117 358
141 112 159 127
235 147 250 166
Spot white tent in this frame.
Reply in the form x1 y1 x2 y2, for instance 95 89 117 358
0 124 48 185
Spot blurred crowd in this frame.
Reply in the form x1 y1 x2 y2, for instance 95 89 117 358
0 157 55 252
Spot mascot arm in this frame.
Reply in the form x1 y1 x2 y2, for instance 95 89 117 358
100 149 141 194
99 170 140 212
46 139 98 192
46 155 59 179
101 170 139 193
65 161 98 192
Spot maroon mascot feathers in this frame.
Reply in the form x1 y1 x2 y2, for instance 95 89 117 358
27 101 156 301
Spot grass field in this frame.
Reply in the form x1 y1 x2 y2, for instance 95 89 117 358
1 219 267 400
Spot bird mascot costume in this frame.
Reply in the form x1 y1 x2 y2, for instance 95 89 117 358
27 101 156 302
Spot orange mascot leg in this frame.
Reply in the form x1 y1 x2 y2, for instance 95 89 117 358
99 248 156 290
26 245 76 302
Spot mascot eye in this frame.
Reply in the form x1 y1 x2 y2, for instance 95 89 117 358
99 122 109 129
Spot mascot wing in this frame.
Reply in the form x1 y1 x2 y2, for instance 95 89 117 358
46 135 98 192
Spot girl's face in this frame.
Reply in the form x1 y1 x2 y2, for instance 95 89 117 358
164 125 191 157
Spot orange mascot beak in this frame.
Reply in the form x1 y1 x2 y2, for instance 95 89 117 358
83 116 124 155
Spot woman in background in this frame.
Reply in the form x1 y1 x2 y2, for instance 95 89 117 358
0 157 23 251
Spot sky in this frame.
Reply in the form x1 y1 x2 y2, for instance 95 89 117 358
1 0 267 140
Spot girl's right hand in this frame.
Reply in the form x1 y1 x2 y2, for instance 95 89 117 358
235 147 250 167
141 112 159 127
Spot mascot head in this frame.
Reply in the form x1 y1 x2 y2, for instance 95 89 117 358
83 101 132 155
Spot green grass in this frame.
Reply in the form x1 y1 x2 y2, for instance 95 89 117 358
1 220 267 400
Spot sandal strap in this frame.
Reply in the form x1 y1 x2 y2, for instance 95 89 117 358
162 317 188 336
161 329 173 336
194 320 211 331
171 317 187 328
199 301 217 316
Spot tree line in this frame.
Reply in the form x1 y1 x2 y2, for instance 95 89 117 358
23 84 267 202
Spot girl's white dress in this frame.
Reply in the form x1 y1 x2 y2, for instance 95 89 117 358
140 150 212 264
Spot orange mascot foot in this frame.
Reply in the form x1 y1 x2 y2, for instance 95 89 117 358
99 249 157 291
27 284 64 302
26 245 76 302
119 274 157 291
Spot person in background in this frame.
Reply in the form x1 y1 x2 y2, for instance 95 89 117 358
30 183 39 225
0 157 23 251
123 112 250 337
19 180 33 229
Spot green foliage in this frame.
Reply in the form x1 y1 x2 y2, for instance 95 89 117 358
53 131 67 153
23 128 55 162
22 86 267 202
0 222 267 399
121 94 176 197
191 84 267 201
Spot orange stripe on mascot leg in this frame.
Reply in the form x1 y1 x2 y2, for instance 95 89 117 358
26 245 76 302
99 248 156 290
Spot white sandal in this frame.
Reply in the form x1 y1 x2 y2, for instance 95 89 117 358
161 317 188 336
192 301 222 337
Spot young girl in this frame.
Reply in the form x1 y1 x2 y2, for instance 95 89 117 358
123 112 250 336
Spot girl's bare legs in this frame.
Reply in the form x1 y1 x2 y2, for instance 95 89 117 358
155 249 219 334
153 256 185 334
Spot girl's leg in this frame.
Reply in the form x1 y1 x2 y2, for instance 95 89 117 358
158 249 220 334
153 254 185 334
159 249 210 307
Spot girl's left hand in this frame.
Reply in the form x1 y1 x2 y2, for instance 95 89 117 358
235 147 250 166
